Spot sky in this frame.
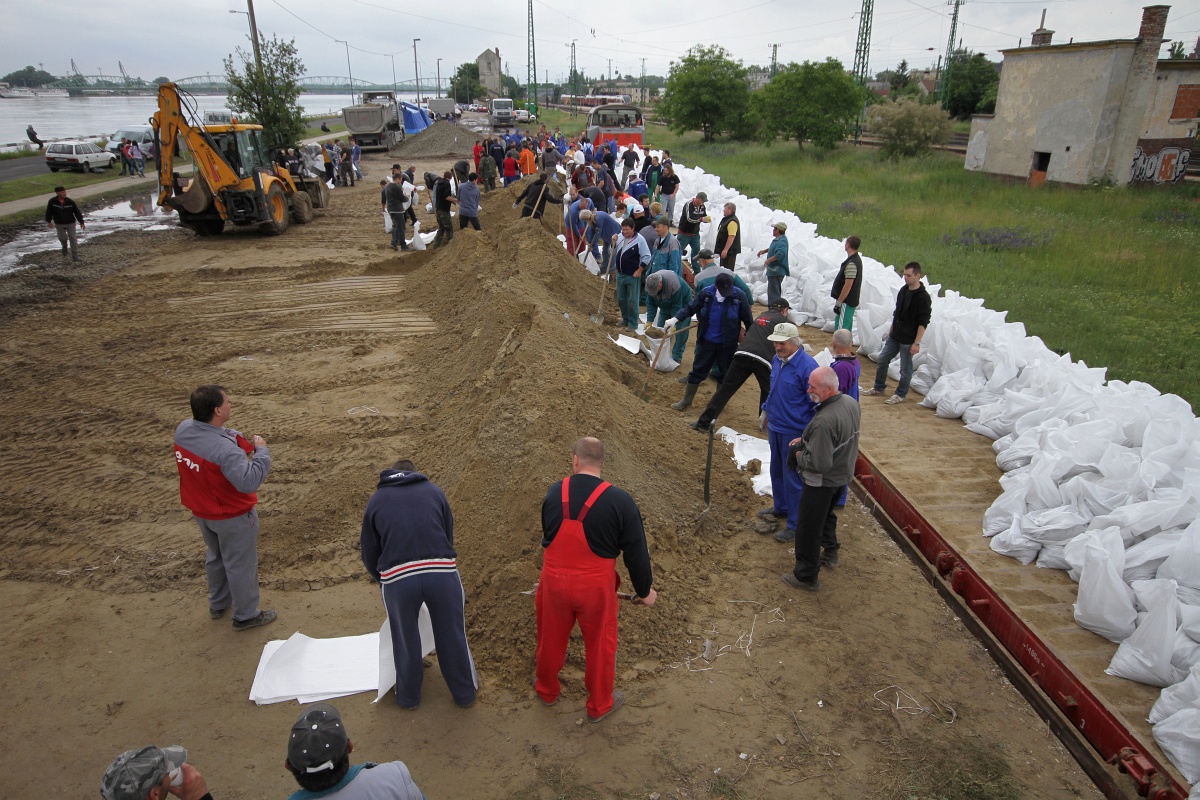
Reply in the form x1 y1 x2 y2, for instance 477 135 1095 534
6 0 1200 89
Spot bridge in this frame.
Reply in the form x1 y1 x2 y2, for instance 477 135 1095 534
46 74 425 96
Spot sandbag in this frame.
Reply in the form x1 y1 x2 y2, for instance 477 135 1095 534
1152 705 1200 784
1064 526 1123 583
1149 665 1200 723
409 221 426 251
989 516 1041 565
1107 579 1187 687
1173 629 1200 672
1159 519 1200 589
1074 530 1136 642
383 211 392 233
984 481 1028 537
1124 531 1183 582
1182 605 1200 642
1036 544 1070 571
640 335 681 373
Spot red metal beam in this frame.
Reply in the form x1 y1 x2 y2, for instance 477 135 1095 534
853 452 1187 800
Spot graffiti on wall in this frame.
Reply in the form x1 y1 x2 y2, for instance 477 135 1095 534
1130 138 1192 185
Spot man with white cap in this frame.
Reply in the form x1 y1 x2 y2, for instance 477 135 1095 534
759 322 818 543
100 745 210 800
285 703 424 798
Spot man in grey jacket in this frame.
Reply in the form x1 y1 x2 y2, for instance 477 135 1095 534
782 366 861 591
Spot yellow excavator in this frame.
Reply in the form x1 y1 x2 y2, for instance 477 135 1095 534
151 82 330 236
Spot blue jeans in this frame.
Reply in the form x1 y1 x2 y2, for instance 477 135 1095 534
872 336 915 398
676 233 701 264
768 429 806 533
767 275 783 307
663 193 676 223
616 274 640 329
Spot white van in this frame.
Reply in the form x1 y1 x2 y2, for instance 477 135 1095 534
106 125 156 159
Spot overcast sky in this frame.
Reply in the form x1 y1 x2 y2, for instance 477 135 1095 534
7 0 1199 88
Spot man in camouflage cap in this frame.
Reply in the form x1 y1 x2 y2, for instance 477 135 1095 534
100 745 211 800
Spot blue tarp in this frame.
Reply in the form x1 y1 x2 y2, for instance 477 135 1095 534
402 103 432 135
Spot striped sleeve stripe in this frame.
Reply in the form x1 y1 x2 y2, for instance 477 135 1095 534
379 558 458 584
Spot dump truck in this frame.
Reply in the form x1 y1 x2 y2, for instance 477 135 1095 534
151 82 329 237
426 98 458 119
489 98 514 129
342 90 404 151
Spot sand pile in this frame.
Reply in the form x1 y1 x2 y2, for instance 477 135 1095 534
391 120 477 159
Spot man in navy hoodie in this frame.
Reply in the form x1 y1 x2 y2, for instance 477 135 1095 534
361 460 478 710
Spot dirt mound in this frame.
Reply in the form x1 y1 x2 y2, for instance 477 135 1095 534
391 120 477 159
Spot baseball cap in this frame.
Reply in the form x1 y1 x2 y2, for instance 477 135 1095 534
101 745 188 800
773 221 788 232
696 192 708 202
288 703 349 774
714 273 733 296
767 322 800 342
769 297 791 310
654 215 670 227
631 204 644 216
645 272 663 295
697 248 715 260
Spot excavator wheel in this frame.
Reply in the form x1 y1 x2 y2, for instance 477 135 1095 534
193 219 225 236
260 183 290 236
290 191 314 224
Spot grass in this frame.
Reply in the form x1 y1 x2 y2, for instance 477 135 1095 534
0 167 136 205
643 127 1200 407
302 121 346 138
0 146 39 161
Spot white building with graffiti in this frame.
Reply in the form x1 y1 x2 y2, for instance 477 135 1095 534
966 5 1198 187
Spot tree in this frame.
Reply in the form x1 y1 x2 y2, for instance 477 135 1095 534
3 66 56 87
889 60 911 93
153 76 170 85
223 34 306 150
753 59 862 149
1169 41 1186 59
447 62 486 102
942 51 999 119
657 45 749 143
867 98 953 158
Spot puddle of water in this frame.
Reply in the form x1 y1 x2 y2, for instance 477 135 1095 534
0 191 176 275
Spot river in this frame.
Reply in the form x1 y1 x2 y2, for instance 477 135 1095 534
0 92 424 148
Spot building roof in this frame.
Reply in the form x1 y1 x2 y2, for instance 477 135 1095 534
1001 38 1138 56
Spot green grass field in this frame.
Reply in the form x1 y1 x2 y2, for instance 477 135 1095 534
640 129 1199 407
0 166 136 204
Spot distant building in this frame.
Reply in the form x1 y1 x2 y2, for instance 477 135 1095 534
477 48 501 97
747 69 771 91
966 5 1199 186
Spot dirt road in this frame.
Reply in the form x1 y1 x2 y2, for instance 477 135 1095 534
0 130 1098 799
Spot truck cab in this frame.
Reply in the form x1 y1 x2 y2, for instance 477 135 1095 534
490 98 514 129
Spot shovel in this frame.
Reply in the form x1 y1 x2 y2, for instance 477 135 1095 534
589 248 614 324
638 323 696 400
697 416 718 532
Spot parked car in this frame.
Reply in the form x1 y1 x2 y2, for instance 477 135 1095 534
45 141 116 172
105 125 156 160
514 109 531 123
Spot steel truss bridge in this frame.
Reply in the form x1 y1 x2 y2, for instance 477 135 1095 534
45 74 421 96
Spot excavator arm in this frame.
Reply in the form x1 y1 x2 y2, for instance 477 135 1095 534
151 83 243 214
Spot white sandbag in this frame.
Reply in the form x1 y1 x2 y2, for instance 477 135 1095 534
1064 526 1123 582
1149 664 1200 723
990 516 1041 564
1183 605 1200 642
1124 531 1183 582
383 211 392 233
1152 705 1200 784
984 480 1028 536
1173 628 1200 672
1159 519 1200 589
640 334 681 372
1074 531 1136 642
1107 579 1187 687
409 221 426 250
1035 544 1070 571
1023 505 1092 544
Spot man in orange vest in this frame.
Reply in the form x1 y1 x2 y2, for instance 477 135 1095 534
535 437 657 722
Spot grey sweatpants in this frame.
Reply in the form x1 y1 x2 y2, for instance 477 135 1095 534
196 509 261 622
55 222 78 256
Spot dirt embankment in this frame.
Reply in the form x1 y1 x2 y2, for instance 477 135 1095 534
0 136 1099 799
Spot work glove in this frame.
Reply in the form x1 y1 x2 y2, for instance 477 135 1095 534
663 317 678 331
512 203 518 208
758 411 767 432
833 304 842 315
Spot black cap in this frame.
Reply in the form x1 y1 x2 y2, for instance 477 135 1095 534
714 273 733 296
769 297 791 310
288 704 349 775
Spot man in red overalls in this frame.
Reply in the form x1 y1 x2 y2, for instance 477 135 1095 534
535 437 657 722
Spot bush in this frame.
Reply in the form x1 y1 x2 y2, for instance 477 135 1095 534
867 98 953 159
942 226 1054 251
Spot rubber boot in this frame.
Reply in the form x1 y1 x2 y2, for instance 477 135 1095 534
671 382 698 411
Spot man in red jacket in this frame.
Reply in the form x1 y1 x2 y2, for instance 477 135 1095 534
173 385 275 631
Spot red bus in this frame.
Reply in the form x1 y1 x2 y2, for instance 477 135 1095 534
585 104 644 147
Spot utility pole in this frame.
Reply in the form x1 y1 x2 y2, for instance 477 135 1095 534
246 0 264 83
335 40 354 105
388 54 398 96
413 38 421 103
527 0 538 112
938 0 964 107
851 0 874 87
640 58 646 106
569 40 579 116
607 58 613 81
769 44 780 78
436 58 441 98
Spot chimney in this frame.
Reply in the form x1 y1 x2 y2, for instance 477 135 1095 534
1106 5 1172 184
1031 9 1055 46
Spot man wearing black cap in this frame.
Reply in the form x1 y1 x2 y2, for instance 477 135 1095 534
663 271 753 411
676 192 708 266
285 703 424 799
689 298 792 432
100 745 211 800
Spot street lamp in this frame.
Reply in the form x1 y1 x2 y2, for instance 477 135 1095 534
228 3 263 82
413 39 421 104
335 40 355 106
387 54 398 96
436 58 442 98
